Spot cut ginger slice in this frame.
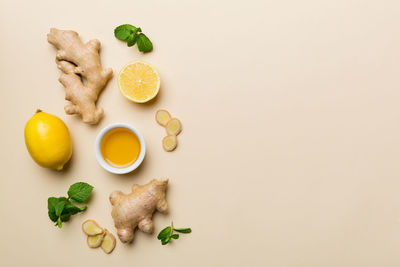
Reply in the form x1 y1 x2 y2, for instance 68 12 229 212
82 220 103 236
87 233 104 248
156 109 171 126
166 118 182 136
162 135 178 152
101 230 116 254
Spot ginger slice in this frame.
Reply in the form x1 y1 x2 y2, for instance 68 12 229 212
166 118 182 136
101 230 116 254
162 135 178 152
87 233 105 248
82 220 104 236
156 109 171 126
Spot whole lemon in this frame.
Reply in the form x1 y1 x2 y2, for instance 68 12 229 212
24 110 72 170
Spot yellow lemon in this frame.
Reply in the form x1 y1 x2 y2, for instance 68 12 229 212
24 110 72 171
118 61 160 103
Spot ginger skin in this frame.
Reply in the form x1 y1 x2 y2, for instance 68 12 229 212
109 179 168 243
47 28 113 124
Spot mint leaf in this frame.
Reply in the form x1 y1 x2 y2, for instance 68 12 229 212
114 24 153 53
127 27 141 47
136 33 153 52
158 224 191 245
48 210 58 222
48 197 58 210
48 182 93 228
173 228 192 234
60 200 85 222
55 197 67 216
60 212 71 222
114 24 137 41
161 236 171 245
48 197 59 222
56 217 62 228
48 197 67 222
64 200 86 215
68 182 93 203
127 34 137 47
157 226 172 240
171 234 179 239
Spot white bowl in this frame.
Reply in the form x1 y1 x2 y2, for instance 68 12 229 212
94 123 146 174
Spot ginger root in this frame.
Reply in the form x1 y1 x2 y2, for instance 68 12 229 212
162 135 177 151
156 109 171 126
82 220 116 253
47 28 113 124
166 118 182 136
82 219 103 236
87 233 105 248
109 179 168 243
101 230 116 254
155 109 182 152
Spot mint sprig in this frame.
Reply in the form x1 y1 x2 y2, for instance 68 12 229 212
114 24 153 52
157 222 191 245
47 182 93 228
68 182 94 203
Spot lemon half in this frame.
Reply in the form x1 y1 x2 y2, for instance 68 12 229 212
118 61 160 103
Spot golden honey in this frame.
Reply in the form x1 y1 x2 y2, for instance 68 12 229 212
100 128 141 168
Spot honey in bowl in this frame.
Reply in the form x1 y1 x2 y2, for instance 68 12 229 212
100 127 141 168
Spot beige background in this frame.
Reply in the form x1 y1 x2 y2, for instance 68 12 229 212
1 0 400 266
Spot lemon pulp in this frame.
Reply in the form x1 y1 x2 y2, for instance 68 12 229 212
118 61 160 103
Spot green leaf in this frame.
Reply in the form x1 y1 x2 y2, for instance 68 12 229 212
127 34 137 47
48 197 59 222
48 183 92 229
68 182 93 203
114 24 137 41
47 210 58 222
128 27 141 47
114 24 152 52
56 217 62 228
157 226 172 240
55 197 67 216
136 33 153 52
161 236 171 245
173 228 192 234
48 197 58 211
60 212 71 222
48 197 86 224
171 234 179 239
48 210 58 222
63 200 86 215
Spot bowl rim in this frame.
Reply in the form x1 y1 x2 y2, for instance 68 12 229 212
94 123 146 174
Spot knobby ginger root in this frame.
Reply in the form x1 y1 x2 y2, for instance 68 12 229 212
156 109 171 126
47 28 113 124
87 233 105 248
101 230 116 254
82 219 103 236
109 179 168 243
162 135 177 152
